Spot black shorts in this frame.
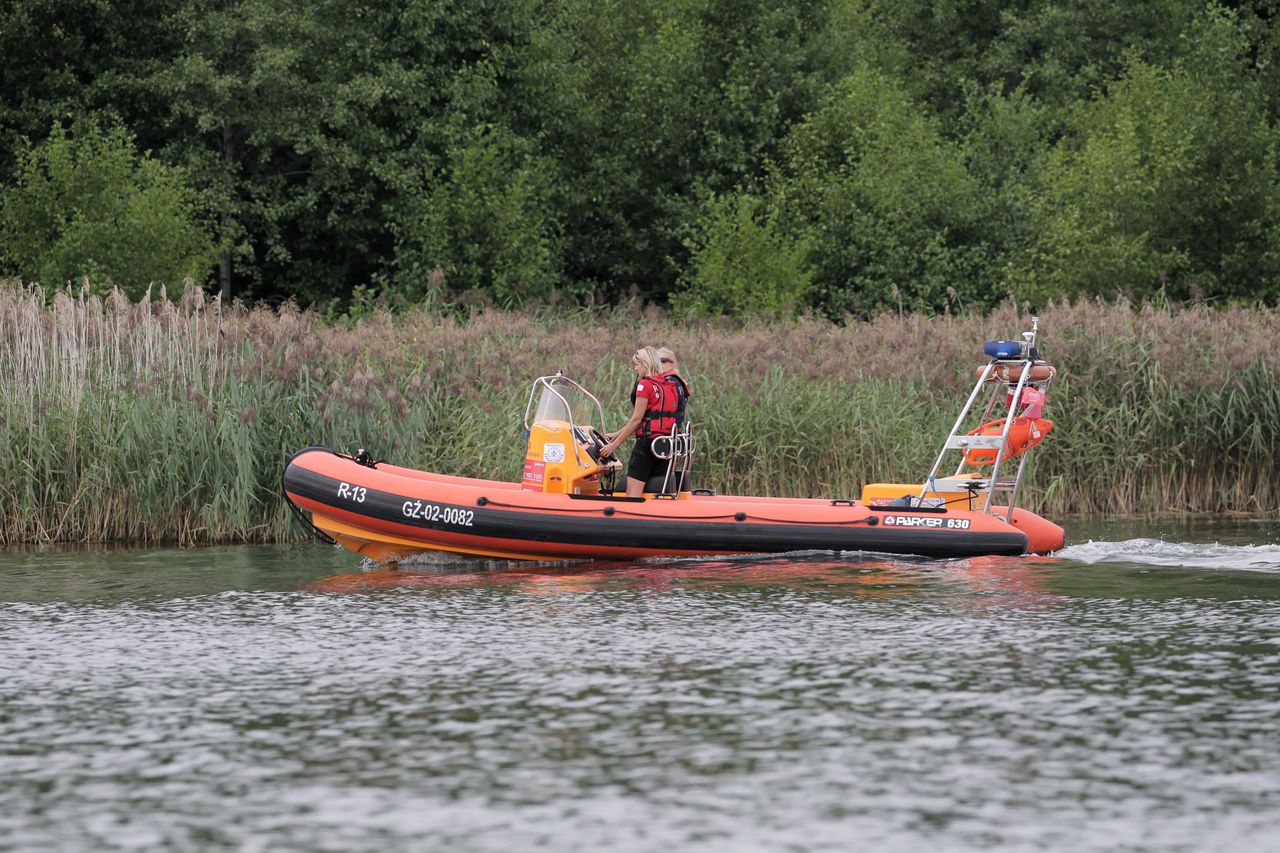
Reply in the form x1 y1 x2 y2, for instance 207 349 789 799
626 437 664 484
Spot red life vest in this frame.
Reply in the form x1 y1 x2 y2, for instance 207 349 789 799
663 372 690 427
635 374 681 438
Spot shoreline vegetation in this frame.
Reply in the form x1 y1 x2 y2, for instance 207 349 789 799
4 280 1280 545
6 3 1280 318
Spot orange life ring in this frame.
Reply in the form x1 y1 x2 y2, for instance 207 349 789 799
977 362 1054 384
963 418 1054 466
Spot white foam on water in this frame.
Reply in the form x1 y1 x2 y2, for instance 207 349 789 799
1058 537 1280 573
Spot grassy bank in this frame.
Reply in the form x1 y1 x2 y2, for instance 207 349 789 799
4 281 1280 544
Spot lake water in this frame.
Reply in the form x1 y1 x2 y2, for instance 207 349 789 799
2 518 1279 852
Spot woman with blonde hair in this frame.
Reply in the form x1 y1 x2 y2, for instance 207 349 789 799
600 346 682 496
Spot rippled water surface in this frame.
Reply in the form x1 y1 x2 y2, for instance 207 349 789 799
3 518 1279 851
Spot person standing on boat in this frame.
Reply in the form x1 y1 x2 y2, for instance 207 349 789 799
600 346 681 497
657 347 691 427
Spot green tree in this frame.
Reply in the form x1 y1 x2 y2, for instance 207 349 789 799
0 0 185 177
673 191 813 317
510 0 843 303
392 122 562 306
977 0 1198 113
150 0 588 307
0 123 217 296
955 80 1052 304
155 0 346 302
768 64 990 316
845 0 1202 123
1011 9 1280 304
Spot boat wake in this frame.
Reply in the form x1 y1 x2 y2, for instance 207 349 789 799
1057 538 1280 574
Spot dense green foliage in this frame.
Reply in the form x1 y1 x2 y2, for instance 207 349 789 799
673 192 814 317
2 0 1280 314
5 281 1280 544
1013 9 1280 305
0 123 217 297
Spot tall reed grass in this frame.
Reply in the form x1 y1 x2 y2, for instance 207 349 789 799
4 279 1280 544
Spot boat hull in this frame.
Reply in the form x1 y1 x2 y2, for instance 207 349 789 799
283 448 1064 563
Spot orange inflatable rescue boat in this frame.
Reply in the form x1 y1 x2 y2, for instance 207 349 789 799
283 320 1064 562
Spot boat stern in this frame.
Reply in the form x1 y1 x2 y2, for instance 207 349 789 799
1003 507 1065 554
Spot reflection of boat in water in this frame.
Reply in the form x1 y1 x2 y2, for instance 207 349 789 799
284 319 1064 563
305 553 1056 604
304 560 904 594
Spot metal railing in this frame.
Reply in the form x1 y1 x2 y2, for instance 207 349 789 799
920 317 1055 520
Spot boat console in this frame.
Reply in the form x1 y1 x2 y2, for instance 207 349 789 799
521 373 697 498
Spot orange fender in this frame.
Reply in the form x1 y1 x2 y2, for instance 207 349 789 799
964 418 1054 466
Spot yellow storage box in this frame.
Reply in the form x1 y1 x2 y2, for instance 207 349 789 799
860 481 975 510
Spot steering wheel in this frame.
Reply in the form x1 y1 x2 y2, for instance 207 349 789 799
579 426 616 463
